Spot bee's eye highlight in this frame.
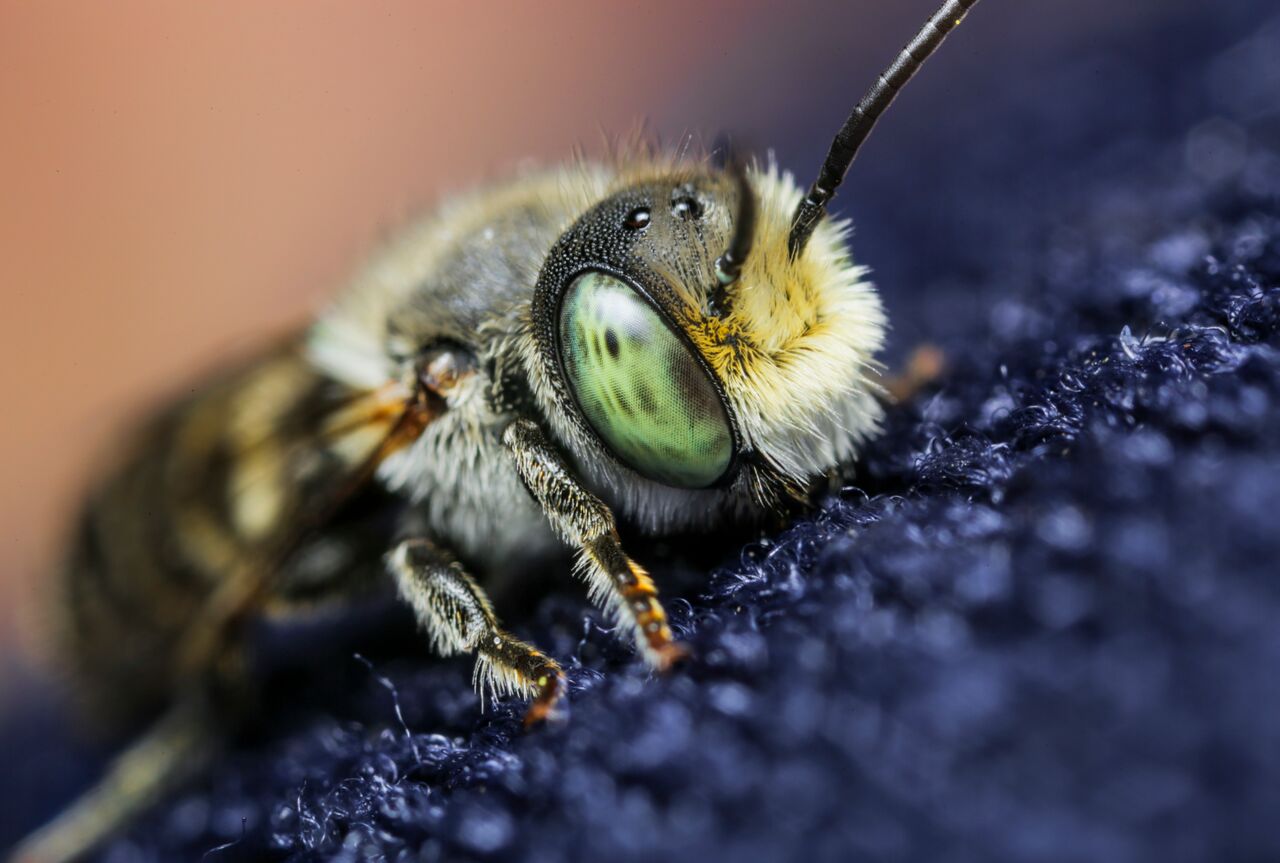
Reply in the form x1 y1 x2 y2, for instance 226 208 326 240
624 207 651 231
671 195 703 221
558 272 733 488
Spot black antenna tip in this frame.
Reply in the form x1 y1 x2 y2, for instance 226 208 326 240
788 0 981 259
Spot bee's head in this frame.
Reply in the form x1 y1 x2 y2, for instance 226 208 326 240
527 157 885 522
527 0 981 525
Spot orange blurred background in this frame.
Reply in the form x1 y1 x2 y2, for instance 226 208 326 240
0 0 1242 695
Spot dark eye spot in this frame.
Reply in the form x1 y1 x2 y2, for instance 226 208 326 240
671 195 703 221
636 381 657 414
624 207 651 230
604 329 619 359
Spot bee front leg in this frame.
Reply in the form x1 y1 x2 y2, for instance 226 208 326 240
503 418 685 669
386 538 564 725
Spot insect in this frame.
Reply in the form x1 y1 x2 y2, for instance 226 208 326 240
12 2 979 861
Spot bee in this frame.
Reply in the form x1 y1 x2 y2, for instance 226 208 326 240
12 2 979 861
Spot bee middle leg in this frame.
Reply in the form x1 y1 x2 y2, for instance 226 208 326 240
385 537 564 724
503 418 684 669
882 343 947 403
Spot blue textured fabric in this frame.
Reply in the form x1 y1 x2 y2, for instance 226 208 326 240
5 7 1280 863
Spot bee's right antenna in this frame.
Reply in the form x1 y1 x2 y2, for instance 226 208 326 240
714 142 757 288
788 0 981 259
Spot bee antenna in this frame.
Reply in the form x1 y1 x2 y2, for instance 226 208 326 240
788 0 981 259
714 142 757 287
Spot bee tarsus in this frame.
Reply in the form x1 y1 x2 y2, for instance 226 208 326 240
504 418 683 666
388 537 565 718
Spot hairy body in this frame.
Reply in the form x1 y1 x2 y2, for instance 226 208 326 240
18 3 980 860
59 161 884 733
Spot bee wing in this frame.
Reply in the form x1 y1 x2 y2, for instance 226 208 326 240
160 336 436 670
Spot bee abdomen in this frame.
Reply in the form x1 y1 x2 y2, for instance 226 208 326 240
60 442 214 727
55 342 401 727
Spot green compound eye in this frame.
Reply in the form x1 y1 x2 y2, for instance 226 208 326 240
558 271 733 488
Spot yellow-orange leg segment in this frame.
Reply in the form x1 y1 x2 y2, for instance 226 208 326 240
503 419 685 669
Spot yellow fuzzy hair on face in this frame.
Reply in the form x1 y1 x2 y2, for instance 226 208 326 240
688 163 887 481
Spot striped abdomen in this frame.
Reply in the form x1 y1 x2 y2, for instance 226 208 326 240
58 340 414 728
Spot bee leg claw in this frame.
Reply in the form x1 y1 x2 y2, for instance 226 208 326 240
523 672 566 728
653 640 690 672
884 343 947 403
